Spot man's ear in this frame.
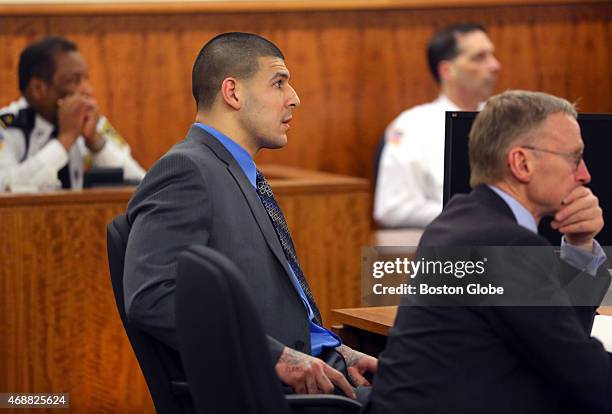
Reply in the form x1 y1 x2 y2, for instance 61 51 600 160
438 60 454 83
26 78 49 102
220 77 241 110
507 147 532 184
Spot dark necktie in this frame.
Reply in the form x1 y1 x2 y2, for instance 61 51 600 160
256 169 323 325
51 127 71 189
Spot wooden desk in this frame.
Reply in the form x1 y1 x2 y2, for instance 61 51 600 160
332 306 397 356
0 165 369 413
598 307 612 317
370 228 423 248
333 305 612 357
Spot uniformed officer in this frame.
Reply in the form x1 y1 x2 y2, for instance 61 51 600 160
0 36 145 192
374 24 501 228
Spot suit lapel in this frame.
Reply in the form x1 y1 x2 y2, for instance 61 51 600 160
226 162 295 279
187 126 294 280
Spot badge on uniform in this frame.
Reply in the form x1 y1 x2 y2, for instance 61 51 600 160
388 129 404 145
0 113 15 129
100 118 127 148
0 113 8 149
83 153 93 170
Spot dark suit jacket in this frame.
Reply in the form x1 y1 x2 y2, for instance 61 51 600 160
364 185 612 414
123 126 311 365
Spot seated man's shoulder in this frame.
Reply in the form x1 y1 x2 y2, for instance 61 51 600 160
0 98 32 130
96 116 129 149
423 193 539 246
0 97 27 114
128 147 202 208
149 144 199 172
142 139 221 184
385 99 444 145
397 98 443 121
0 112 14 131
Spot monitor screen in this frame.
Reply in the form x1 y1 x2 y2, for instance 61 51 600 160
444 111 612 246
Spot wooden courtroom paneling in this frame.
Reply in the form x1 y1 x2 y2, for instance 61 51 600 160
0 2 610 182
0 189 153 413
0 0 605 15
0 166 369 413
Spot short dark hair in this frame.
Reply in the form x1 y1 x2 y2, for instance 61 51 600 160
192 32 284 110
18 36 77 93
427 23 486 84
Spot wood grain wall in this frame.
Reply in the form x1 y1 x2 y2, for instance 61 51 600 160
0 2 610 182
0 192 153 413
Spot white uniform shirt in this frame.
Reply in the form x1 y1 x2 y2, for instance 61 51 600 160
0 97 145 191
374 95 466 228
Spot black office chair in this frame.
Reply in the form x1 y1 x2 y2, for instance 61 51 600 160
175 245 363 414
108 214 361 414
107 214 191 413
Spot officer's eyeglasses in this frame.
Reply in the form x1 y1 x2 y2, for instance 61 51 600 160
520 145 583 170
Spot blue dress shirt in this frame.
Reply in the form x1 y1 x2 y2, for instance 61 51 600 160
489 185 606 276
195 123 341 355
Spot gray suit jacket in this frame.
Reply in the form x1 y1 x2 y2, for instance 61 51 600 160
123 126 311 363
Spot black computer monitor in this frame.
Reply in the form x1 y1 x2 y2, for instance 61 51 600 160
444 111 612 246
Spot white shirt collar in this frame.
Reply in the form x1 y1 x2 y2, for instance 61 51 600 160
436 94 486 111
18 96 55 136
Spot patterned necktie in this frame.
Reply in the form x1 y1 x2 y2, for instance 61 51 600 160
256 169 323 325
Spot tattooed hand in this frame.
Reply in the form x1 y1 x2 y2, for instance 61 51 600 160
275 346 356 398
336 344 378 387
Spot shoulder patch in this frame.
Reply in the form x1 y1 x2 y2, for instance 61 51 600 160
0 113 15 129
388 129 404 145
83 153 93 169
99 118 127 148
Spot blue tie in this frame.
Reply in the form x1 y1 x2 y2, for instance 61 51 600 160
255 169 323 325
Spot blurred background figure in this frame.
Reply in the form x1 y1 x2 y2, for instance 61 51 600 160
374 23 501 228
0 36 145 192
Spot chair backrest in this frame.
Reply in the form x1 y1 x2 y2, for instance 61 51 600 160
107 214 188 413
175 245 291 414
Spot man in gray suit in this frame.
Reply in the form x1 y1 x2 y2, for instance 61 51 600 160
124 32 376 398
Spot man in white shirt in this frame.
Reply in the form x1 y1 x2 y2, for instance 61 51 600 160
0 36 145 191
374 24 501 227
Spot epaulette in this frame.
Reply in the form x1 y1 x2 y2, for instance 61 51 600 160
0 113 15 129
0 107 37 161
100 118 127 148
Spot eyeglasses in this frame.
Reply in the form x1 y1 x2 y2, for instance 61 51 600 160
520 145 583 170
